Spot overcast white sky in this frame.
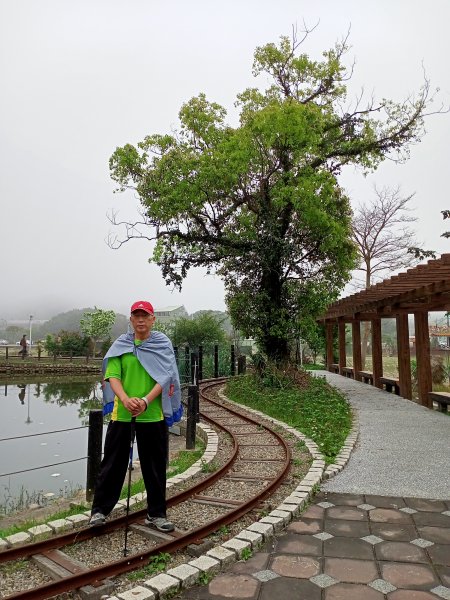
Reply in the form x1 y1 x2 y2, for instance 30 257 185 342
1 0 449 321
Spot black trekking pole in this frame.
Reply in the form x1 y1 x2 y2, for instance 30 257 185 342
123 416 136 557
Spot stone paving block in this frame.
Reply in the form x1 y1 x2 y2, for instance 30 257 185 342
370 522 417 541
117 586 156 600
252 569 279 582
309 573 338 588
0 539 9 552
327 506 366 521
166 564 200 588
206 546 236 568
28 524 52 540
287 519 322 535
144 573 180 596
324 557 378 584
269 509 292 523
390 591 445 600
259 516 284 532
418 526 450 544
324 536 375 560
5 531 31 547
276 503 301 517
208 573 260 599
231 551 271 576
413 512 450 528
247 522 274 540
369 508 413 524
436 566 450 587
325 518 370 538
375 541 429 563
427 544 450 566
405 498 448 512
66 513 90 527
187 555 220 576
324 582 385 599
258 577 321 600
430 586 450 599
381 562 440 588
368 578 397 593
276 533 322 556
222 537 252 559
364 495 406 509
271 554 321 579
322 493 365 506
301 505 325 520
47 518 73 533
235 529 263 549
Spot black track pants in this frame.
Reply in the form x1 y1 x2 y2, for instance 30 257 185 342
91 420 168 518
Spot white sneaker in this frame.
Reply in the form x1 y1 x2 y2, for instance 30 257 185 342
89 512 106 526
145 516 174 532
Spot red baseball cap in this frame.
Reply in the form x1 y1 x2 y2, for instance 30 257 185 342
130 300 154 315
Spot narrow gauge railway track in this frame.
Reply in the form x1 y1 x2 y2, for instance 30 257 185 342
1 379 292 600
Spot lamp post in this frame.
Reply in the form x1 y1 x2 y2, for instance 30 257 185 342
29 315 33 355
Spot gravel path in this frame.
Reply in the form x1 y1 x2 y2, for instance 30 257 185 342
314 370 450 499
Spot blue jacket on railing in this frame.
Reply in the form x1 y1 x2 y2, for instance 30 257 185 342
101 331 183 426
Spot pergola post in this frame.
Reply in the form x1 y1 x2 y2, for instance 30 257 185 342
396 313 412 400
326 321 334 371
338 320 347 375
352 319 362 381
414 311 432 408
371 317 383 388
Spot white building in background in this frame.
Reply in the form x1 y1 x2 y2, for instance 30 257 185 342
154 305 188 324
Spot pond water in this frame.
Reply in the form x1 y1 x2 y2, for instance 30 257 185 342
0 377 103 513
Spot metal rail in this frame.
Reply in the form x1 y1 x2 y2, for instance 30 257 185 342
2 379 291 600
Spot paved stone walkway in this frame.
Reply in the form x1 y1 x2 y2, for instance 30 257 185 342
173 375 450 600
179 491 450 599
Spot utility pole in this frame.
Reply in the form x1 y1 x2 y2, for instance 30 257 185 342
29 315 33 355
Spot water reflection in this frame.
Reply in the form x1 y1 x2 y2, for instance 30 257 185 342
0 377 103 513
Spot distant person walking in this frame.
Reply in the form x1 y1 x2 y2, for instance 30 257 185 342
19 334 27 358
89 300 183 531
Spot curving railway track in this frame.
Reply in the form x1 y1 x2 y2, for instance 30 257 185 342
0 379 295 600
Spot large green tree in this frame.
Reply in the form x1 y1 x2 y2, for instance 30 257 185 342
109 32 436 362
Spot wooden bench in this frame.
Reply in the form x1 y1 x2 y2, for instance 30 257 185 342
341 366 354 379
357 370 374 385
380 376 400 395
429 391 450 413
329 363 340 374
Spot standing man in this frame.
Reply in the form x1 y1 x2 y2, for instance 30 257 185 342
90 300 182 531
19 334 27 358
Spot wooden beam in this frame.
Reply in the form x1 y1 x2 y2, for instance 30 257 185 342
352 320 362 381
326 321 334 371
371 318 383 388
396 314 412 400
338 320 347 374
414 311 433 408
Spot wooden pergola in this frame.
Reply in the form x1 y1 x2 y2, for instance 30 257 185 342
320 254 450 408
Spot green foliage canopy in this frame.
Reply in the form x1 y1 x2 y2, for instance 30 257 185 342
169 313 227 349
80 307 116 342
109 33 434 361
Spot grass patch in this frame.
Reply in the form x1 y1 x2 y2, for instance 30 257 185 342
226 372 352 463
0 503 88 539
